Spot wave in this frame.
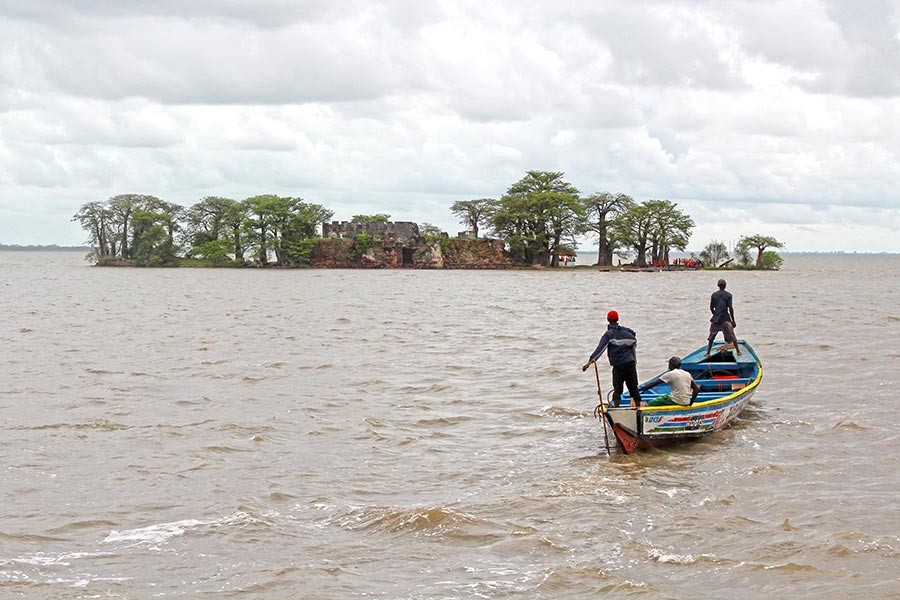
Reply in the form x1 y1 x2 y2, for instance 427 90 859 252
0 532 68 543
832 420 868 431
647 547 705 565
45 520 118 534
102 511 273 548
11 419 130 431
414 416 473 426
330 505 508 542
540 405 589 418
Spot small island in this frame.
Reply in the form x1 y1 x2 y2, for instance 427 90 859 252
71 170 784 270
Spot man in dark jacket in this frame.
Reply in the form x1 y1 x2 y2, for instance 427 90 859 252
581 310 642 408
707 279 741 356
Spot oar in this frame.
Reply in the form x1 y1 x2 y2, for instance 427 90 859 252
593 362 612 455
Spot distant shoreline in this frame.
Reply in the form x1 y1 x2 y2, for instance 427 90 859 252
0 245 895 256
0 245 90 251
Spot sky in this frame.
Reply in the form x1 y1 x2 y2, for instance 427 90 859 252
1 0 899 252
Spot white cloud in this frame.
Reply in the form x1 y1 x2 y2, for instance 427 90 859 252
0 0 898 251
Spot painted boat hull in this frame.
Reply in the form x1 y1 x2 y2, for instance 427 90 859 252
598 340 762 453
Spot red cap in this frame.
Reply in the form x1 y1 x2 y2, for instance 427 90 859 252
607 310 618 321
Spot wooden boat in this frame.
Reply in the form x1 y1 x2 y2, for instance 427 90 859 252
595 340 762 453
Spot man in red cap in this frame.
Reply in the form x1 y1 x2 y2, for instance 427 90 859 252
582 310 642 408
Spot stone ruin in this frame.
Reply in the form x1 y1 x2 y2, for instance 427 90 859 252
320 220 428 267
313 220 514 269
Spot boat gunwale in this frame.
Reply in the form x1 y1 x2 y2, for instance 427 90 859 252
610 341 763 415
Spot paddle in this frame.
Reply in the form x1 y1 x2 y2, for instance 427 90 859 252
592 361 612 455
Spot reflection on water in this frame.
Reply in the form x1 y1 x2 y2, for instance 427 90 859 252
1 252 898 598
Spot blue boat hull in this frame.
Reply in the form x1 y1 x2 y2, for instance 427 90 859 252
599 340 762 452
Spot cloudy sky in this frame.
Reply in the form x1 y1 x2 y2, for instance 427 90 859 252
1 0 899 252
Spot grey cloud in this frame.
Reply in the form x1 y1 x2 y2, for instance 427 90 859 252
20 20 410 105
574 6 744 90
726 0 900 97
2 0 367 29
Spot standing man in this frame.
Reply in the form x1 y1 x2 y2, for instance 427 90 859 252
582 310 642 408
707 279 741 356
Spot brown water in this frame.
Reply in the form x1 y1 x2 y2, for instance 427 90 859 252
1 251 898 598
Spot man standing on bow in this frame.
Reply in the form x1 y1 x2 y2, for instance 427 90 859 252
707 278 741 356
582 310 642 408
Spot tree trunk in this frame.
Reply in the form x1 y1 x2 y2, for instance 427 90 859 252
636 246 647 267
550 234 561 267
597 220 609 266
232 231 243 261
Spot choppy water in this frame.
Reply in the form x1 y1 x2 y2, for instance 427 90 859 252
1 251 899 598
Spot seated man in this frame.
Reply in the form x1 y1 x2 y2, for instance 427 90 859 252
639 356 701 407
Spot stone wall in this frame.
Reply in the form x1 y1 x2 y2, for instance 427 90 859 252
322 221 422 247
439 238 515 269
309 236 514 269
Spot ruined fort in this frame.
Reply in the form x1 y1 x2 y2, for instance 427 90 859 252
311 220 513 269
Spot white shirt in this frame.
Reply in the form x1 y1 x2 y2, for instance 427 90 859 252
660 368 694 406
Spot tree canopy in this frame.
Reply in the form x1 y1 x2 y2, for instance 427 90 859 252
700 240 730 267
75 194 331 267
487 171 584 267
737 234 785 268
584 192 633 266
74 176 784 272
450 199 493 239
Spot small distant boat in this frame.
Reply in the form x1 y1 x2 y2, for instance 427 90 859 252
595 340 762 453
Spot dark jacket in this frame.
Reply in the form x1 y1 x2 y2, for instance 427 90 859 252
589 323 638 367
710 289 734 323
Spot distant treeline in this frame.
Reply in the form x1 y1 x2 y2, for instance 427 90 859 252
72 170 784 268
0 244 89 251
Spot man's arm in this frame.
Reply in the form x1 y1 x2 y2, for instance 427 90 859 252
690 379 701 404
638 376 662 392
581 333 609 371
728 297 736 325
640 369 672 392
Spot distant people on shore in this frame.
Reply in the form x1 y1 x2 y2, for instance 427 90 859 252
582 310 642 408
670 257 702 269
707 278 741 356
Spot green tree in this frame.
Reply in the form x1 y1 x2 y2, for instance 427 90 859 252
760 249 784 270
488 171 581 266
191 239 232 265
223 200 249 262
244 194 279 265
737 234 785 268
700 240 730 267
450 199 492 239
242 195 333 266
734 241 753 266
72 201 113 259
185 196 235 250
107 194 153 259
646 200 694 264
281 200 334 266
351 214 391 223
611 200 694 266
609 202 654 266
419 222 443 244
128 198 182 266
585 192 633 266
546 194 588 267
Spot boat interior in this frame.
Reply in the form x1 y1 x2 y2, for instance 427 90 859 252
619 342 759 407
